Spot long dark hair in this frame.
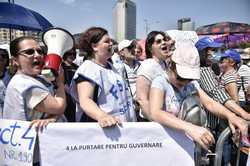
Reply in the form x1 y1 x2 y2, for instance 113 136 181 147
145 31 166 59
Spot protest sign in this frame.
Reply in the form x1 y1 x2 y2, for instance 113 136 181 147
0 119 37 166
39 122 194 166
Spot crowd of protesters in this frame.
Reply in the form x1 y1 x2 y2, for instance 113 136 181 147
1 26 250 166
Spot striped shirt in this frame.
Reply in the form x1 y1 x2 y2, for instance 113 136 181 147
238 65 250 102
124 61 141 98
199 67 231 129
219 70 241 91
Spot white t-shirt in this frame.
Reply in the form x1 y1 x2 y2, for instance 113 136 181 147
238 64 250 102
136 58 167 118
137 58 167 82
151 74 200 116
3 74 52 164
3 74 49 121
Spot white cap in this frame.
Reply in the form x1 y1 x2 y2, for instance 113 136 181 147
244 48 250 54
171 42 200 79
118 40 134 52
241 53 250 60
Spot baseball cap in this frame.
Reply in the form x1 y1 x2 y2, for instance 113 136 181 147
244 48 250 54
118 40 134 52
240 53 250 60
220 49 241 64
172 42 200 79
195 37 222 51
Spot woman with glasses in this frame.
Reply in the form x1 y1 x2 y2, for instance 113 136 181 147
3 36 66 124
136 31 175 121
70 27 136 127
3 36 66 165
149 42 248 150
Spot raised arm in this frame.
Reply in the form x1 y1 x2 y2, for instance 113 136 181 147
35 69 66 115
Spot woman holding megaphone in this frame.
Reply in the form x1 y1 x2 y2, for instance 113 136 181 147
70 27 137 126
3 36 66 122
3 36 67 165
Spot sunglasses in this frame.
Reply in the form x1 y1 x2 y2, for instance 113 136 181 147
154 36 171 44
18 48 44 57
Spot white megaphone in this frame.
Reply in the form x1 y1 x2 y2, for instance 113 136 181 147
42 27 74 76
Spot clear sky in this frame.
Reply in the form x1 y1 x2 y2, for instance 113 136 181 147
4 0 250 39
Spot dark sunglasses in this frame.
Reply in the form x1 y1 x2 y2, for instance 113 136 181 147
18 48 44 57
154 36 171 44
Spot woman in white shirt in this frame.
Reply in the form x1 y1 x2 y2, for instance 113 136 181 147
136 31 175 120
70 27 136 127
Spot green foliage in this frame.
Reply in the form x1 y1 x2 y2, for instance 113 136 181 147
239 42 250 48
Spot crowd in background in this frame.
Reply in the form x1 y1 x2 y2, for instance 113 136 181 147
1 27 250 166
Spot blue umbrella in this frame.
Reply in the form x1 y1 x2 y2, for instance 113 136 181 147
0 2 53 31
29 9 53 30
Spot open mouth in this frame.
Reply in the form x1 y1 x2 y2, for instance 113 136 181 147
108 47 112 52
32 61 43 67
161 45 168 51
108 47 114 54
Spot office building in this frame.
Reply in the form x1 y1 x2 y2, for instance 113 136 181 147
177 18 195 31
113 0 136 42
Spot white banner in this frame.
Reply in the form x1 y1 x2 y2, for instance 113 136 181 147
0 119 37 166
39 122 194 166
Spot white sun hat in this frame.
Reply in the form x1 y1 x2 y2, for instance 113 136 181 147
171 42 200 79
